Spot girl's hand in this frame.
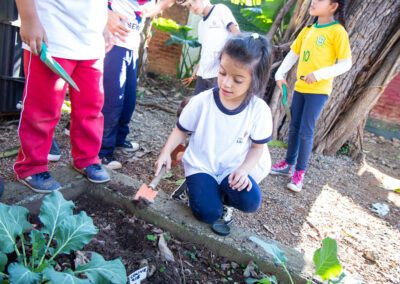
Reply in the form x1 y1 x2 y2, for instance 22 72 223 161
228 168 252 192
303 73 317 84
107 9 130 43
276 79 288 96
20 17 47 56
103 26 115 53
154 152 171 177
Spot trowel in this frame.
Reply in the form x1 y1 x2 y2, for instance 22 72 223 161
133 166 166 205
40 42 80 91
282 84 291 122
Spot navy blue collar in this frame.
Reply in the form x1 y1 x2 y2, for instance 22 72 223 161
203 5 215 21
213 87 248 115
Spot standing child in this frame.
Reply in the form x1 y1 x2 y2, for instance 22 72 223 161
182 0 240 95
155 34 272 231
14 0 111 193
100 0 174 169
272 0 352 192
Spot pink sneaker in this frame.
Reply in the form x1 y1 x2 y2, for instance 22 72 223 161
270 160 295 177
287 170 304 192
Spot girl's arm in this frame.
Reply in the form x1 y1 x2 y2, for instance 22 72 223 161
145 0 175 18
274 50 299 93
229 143 264 191
16 0 47 55
312 58 352 81
228 23 240 35
155 126 187 176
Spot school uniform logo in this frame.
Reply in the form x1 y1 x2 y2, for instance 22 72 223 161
316 35 327 46
236 131 248 144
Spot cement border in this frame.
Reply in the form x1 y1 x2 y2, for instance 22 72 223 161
2 166 315 283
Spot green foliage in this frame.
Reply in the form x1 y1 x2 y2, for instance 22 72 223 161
0 191 127 284
250 236 343 284
312 237 342 281
337 141 352 156
153 17 200 79
267 140 288 149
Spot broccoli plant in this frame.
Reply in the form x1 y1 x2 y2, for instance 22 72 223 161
0 191 127 284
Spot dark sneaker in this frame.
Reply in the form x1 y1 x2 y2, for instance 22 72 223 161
18 171 61 193
270 160 294 177
115 141 139 152
212 207 234 236
64 122 70 136
101 155 122 170
287 170 304 192
74 164 110 183
0 177 4 197
48 138 61 162
171 180 189 205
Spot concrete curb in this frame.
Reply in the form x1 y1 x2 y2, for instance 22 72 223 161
1 166 315 283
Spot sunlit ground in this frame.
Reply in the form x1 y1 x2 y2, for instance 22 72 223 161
296 162 400 282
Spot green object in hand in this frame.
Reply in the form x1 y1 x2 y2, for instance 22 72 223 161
40 42 80 91
282 84 291 122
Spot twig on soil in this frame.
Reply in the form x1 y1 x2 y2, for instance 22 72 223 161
178 250 186 284
136 101 176 114
306 220 322 239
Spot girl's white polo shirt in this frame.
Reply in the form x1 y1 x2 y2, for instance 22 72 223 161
177 87 272 184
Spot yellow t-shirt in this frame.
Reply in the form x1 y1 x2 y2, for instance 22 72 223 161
291 21 351 95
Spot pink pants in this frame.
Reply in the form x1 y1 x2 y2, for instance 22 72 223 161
14 51 104 179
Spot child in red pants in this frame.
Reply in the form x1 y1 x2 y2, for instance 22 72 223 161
14 0 112 193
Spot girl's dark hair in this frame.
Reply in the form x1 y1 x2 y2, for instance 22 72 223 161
309 0 348 28
219 33 271 103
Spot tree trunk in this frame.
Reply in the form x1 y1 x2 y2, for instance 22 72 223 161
268 0 400 157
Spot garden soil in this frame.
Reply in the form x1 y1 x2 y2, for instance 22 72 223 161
1 76 399 283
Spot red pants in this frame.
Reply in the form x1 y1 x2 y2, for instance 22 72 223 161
14 51 104 179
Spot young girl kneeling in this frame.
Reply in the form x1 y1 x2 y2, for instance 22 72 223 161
155 33 273 228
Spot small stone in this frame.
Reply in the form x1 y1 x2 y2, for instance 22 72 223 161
392 137 400 145
243 260 256 278
220 263 230 270
231 262 238 269
363 250 378 262
148 265 156 277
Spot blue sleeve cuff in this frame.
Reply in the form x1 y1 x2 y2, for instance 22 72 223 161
226 22 234 30
177 120 190 132
251 136 271 144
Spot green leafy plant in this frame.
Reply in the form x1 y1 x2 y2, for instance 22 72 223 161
249 236 344 284
238 0 294 39
337 141 352 156
0 191 127 284
153 17 200 79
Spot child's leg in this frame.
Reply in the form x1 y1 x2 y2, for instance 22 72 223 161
14 51 68 179
220 175 262 213
99 46 128 158
295 93 328 171
285 91 306 165
186 173 223 223
115 56 138 146
193 77 217 95
69 59 104 169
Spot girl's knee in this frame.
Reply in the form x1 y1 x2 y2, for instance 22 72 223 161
191 205 222 224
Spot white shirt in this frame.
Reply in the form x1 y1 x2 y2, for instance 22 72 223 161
23 0 107 60
197 4 237 79
109 0 155 52
177 88 272 184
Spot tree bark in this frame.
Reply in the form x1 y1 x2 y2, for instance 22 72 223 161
269 0 400 156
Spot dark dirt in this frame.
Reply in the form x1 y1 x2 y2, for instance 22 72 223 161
1 75 400 283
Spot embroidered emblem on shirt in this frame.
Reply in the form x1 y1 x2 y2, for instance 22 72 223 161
236 131 248 144
316 35 326 46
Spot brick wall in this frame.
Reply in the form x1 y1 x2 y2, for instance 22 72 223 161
146 4 189 76
369 72 400 125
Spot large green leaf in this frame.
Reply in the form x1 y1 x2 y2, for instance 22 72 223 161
313 238 342 281
9 206 32 233
50 212 98 256
0 203 27 254
39 191 74 236
29 230 46 265
0 252 7 272
249 236 287 265
7 263 41 284
75 252 127 284
42 267 89 284
152 17 181 33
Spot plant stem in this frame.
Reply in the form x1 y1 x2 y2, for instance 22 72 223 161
306 273 316 284
38 229 57 268
19 234 28 267
0 271 8 277
282 264 294 284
